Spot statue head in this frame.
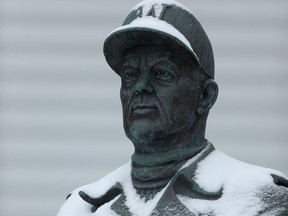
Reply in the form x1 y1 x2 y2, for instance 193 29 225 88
103 0 218 155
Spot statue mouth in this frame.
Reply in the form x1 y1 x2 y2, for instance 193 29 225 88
132 105 157 115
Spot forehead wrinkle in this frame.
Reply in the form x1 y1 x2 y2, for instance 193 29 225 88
123 47 175 69
146 52 172 67
123 54 140 68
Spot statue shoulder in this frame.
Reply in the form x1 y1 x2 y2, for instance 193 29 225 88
193 150 287 193
185 150 288 215
257 173 288 216
57 162 131 216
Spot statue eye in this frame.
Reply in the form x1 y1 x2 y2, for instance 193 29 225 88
125 72 136 79
122 70 138 83
154 69 174 81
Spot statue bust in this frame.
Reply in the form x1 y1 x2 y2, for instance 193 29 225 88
57 1 288 215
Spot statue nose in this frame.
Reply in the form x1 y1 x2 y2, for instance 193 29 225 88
134 73 153 95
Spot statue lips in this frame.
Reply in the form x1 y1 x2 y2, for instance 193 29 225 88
132 104 157 115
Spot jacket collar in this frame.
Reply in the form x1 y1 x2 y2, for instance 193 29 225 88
79 142 220 215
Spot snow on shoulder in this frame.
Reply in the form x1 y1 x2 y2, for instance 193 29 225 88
57 163 131 216
178 150 287 216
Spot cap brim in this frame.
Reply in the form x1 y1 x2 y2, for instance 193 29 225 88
104 21 200 76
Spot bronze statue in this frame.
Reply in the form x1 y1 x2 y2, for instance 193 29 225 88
57 0 288 215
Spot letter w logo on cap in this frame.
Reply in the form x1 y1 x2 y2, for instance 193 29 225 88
135 4 171 20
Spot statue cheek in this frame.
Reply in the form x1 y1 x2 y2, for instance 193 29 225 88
120 88 130 103
120 89 134 117
120 85 135 97
120 90 125 101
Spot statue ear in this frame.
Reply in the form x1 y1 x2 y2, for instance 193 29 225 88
197 79 218 115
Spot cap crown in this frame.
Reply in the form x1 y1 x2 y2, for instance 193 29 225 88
104 0 214 79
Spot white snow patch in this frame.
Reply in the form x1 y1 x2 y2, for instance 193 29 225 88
125 188 162 216
178 193 263 216
194 150 283 193
180 143 211 170
121 170 169 216
82 162 131 198
94 195 120 216
57 189 92 216
57 146 287 216
107 16 199 62
177 150 285 216
131 0 190 14
57 163 131 216
57 162 168 216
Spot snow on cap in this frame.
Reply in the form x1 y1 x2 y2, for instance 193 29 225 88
104 0 214 79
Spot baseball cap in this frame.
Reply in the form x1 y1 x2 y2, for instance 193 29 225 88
103 0 214 79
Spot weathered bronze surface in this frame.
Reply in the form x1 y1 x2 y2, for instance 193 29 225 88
57 1 288 215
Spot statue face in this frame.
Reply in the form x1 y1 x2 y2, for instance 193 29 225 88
120 47 203 153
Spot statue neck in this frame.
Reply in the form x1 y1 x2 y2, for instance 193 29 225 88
131 141 207 167
131 140 208 197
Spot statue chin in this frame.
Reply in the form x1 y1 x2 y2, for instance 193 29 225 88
125 120 169 152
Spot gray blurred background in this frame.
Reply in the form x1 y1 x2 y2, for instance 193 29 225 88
0 0 287 215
